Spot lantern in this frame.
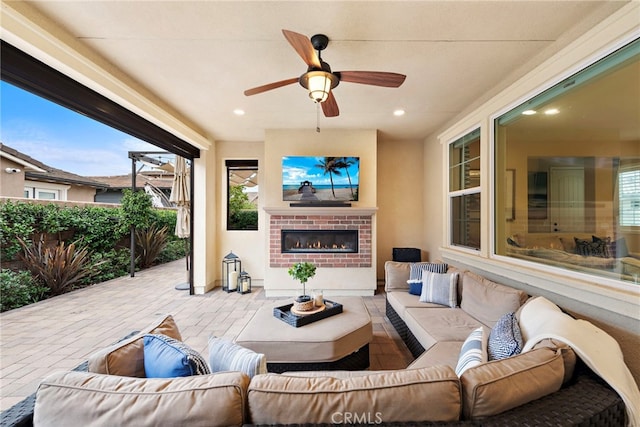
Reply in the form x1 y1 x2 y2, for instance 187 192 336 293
237 271 252 294
222 251 241 292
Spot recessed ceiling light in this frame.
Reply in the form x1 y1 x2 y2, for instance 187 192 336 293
233 109 245 116
544 108 559 115
393 109 405 116
522 110 537 115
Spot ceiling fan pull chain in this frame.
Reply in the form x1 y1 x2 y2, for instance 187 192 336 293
316 102 321 133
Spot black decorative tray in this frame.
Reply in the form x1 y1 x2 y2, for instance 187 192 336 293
273 299 343 327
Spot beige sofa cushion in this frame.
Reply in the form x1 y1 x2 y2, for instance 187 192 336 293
408 341 463 370
384 261 411 292
460 347 564 419
405 307 482 351
34 370 249 427
386 290 441 320
87 314 182 377
532 338 577 384
460 272 528 327
247 366 461 424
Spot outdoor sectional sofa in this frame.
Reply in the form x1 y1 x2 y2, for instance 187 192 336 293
5 263 638 426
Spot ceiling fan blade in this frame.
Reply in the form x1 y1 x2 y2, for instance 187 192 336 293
322 92 339 117
244 77 299 96
282 29 321 69
337 71 406 88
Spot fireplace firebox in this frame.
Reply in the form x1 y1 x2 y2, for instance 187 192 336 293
281 230 358 254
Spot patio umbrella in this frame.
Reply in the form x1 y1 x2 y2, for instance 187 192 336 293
170 156 191 291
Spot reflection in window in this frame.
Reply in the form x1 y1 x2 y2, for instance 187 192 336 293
495 38 640 284
449 129 481 250
619 167 640 227
226 160 258 231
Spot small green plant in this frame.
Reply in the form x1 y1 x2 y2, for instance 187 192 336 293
288 261 317 298
135 225 169 268
0 269 48 312
18 238 100 296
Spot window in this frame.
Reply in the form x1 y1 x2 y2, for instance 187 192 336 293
448 128 481 250
495 38 639 284
619 166 640 227
226 160 258 230
23 181 68 201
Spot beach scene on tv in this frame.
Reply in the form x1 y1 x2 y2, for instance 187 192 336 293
282 156 359 202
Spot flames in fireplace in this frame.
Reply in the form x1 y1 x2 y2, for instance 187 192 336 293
282 230 358 254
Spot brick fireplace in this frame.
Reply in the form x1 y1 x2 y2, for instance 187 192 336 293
269 214 371 268
264 207 377 296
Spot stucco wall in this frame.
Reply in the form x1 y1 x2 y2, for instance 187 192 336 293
0 157 26 197
376 137 425 278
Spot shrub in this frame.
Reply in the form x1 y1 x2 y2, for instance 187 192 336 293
121 189 153 233
81 249 131 285
0 269 48 312
135 225 169 268
157 239 189 264
18 238 103 296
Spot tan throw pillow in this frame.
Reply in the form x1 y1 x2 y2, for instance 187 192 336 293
460 347 564 419
384 261 411 292
87 314 182 377
248 366 461 424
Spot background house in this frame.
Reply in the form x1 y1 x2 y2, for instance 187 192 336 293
1 143 107 202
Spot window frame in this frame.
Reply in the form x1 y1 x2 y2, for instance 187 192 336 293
490 37 640 286
225 159 259 231
446 127 482 252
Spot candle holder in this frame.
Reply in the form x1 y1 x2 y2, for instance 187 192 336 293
222 251 241 293
237 271 252 294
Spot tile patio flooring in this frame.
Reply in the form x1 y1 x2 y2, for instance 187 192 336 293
0 259 413 412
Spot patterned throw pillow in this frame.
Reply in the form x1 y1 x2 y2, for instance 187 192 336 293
143 334 210 378
419 271 458 308
208 336 267 379
407 262 448 295
455 326 488 376
574 237 608 258
488 312 523 360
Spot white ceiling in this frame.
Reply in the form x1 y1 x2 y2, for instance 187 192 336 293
8 1 629 142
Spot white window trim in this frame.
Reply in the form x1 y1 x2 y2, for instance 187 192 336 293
445 125 482 252
24 180 70 201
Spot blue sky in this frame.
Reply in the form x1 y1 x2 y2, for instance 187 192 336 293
282 156 359 187
1 81 161 177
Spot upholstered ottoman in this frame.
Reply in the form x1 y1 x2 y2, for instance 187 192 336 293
235 297 372 373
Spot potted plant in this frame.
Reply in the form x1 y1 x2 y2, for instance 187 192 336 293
288 261 316 311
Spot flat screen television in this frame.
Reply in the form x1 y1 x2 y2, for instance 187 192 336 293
282 156 359 202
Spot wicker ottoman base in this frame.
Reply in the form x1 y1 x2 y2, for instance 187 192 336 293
266 344 370 373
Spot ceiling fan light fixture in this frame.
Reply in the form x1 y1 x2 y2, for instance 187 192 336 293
300 70 338 103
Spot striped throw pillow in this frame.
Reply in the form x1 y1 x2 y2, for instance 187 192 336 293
419 271 458 308
455 326 488 377
208 336 267 379
407 262 449 294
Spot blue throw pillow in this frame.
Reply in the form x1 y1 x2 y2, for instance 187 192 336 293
488 312 523 360
143 334 210 378
408 281 422 295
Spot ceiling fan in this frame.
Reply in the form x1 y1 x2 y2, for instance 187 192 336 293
244 29 406 118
